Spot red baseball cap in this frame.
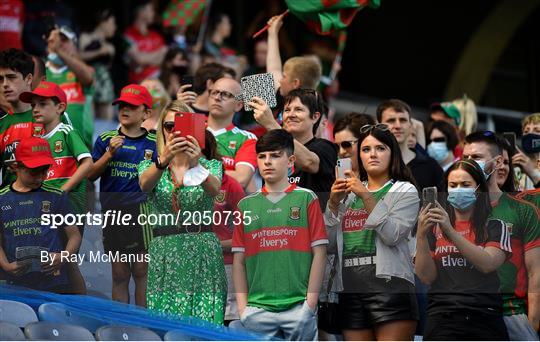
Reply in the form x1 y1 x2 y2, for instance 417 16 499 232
15 137 54 168
19 81 67 104
112 84 153 108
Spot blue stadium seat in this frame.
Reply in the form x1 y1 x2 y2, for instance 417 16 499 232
38 302 105 333
0 299 38 327
0 321 25 340
96 325 162 341
24 321 95 341
164 329 209 341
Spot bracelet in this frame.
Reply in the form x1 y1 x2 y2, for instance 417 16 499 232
155 157 168 170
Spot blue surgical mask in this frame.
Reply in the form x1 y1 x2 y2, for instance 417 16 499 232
447 187 477 210
47 53 65 67
474 158 496 180
427 142 449 163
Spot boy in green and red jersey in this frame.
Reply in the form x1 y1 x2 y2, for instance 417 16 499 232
463 131 540 340
45 26 95 149
19 81 93 215
231 129 327 340
0 48 37 186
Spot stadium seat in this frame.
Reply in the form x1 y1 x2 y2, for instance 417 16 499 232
0 299 38 327
164 329 207 341
38 302 105 332
95 325 162 341
24 321 95 341
0 321 25 340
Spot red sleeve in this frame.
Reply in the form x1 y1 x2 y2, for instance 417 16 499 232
228 177 245 210
231 211 245 253
308 198 328 247
234 139 257 171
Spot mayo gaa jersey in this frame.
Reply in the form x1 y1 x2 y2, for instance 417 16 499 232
0 184 70 290
208 124 257 171
0 109 43 185
232 184 328 312
491 193 540 316
92 129 157 209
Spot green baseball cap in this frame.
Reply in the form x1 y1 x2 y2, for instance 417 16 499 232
430 102 461 126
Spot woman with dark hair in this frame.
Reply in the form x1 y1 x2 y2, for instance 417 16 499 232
138 100 226 324
426 120 459 172
159 47 190 98
333 112 376 173
325 124 420 340
415 159 512 340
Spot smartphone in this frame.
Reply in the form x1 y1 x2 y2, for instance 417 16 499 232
174 112 206 148
180 75 194 85
240 73 277 111
503 132 516 150
337 158 352 179
422 187 438 205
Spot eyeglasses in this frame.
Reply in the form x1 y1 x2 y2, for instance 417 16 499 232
335 140 358 149
209 89 241 101
360 124 389 134
163 121 175 133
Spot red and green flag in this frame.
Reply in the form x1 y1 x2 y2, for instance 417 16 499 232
285 0 381 35
162 0 206 27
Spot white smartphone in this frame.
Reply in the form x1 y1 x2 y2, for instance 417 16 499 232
337 158 352 178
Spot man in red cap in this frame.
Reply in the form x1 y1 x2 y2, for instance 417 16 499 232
88 83 155 307
0 137 82 292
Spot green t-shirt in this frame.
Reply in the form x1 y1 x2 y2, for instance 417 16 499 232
208 124 257 172
46 65 94 148
342 181 393 256
491 193 540 316
231 184 328 312
42 123 91 213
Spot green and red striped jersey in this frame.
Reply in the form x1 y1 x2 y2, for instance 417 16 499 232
46 64 94 148
0 109 43 185
491 193 540 316
41 123 91 211
232 184 328 312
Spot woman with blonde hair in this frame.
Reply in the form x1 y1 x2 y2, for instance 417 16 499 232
138 100 227 323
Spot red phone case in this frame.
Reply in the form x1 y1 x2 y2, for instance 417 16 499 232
174 112 206 149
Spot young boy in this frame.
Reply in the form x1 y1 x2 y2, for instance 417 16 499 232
19 81 92 295
88 84 156 307
0 137 81 292
19 81 93 214
231 129 327 340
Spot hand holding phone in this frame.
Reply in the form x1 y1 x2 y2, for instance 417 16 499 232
422 187 438 205
337 158 352 179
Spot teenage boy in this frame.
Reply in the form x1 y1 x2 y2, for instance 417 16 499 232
463 131 540 340
232 129 327 340
377 99 444 191
0 48 36 186
19 81 93 214
0 137 81 292
250 89 337 209
88 84 156 307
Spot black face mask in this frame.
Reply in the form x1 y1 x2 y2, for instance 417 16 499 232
522 133 540 154
171 66 189 77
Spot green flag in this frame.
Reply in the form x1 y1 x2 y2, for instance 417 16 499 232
162 0 206 27
285 0 380 35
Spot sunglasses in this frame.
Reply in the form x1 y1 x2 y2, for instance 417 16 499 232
163 121 175 133
360 124 389 134
431 137 447 143
209 89 241 101
335 140 358 149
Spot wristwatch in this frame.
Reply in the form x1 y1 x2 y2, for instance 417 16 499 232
155 156 168 170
